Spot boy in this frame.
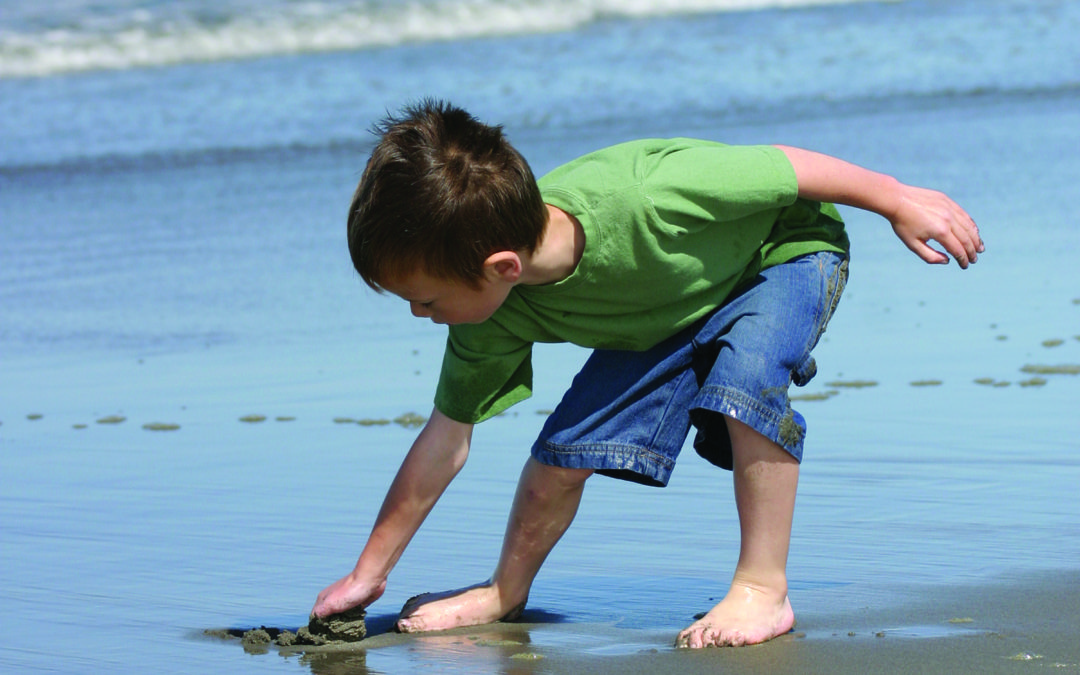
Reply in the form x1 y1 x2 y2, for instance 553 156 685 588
312 99 982 648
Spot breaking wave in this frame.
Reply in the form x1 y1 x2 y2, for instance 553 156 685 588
0 0 869 78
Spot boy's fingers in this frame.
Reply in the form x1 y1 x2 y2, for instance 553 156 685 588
956 218 983 265
969 220 985 254
931 214 979 268
954 206 983 255
943 233 971 269
906 237 950 265
945 232 975 268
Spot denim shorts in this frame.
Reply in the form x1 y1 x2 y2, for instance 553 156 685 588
532 250 848 487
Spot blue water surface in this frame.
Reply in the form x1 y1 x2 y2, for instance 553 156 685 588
2 0 1078 673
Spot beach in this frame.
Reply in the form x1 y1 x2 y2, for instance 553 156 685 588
202 570 1080 673
2 0 1079 672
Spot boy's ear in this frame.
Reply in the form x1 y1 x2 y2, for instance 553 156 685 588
483 251 523 283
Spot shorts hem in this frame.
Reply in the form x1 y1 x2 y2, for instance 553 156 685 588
532 441 675 487
691 384 805 462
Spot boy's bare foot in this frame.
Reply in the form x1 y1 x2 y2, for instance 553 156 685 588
674 581 795 648
396 582 526 633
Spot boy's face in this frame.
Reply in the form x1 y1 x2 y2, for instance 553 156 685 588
382 271 512 326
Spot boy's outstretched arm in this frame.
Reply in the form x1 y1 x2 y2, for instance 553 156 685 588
774 145 984 268
311 408 473 617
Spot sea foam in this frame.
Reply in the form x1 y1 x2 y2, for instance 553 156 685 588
0 0 866 78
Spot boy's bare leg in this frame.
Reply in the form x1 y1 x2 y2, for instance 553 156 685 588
397 457 591 633
676 415 798 648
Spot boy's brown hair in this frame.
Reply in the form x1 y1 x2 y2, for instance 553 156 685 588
347 99 547 290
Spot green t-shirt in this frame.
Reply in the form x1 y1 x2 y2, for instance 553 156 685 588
434 138 849 423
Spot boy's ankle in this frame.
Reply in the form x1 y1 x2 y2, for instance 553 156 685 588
487 579 530 619
730 569 789 600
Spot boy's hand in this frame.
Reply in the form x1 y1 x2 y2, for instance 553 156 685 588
889 184 983 269
312 572 386 618
774 145 984 268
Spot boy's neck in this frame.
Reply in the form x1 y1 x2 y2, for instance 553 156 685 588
519 205 585 286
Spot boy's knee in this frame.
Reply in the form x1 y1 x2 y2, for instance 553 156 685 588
525 458 593 492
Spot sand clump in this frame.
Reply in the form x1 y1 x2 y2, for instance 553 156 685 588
230 606 368 651
298 606 368 644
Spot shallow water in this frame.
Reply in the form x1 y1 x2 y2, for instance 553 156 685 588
3 0 1080 672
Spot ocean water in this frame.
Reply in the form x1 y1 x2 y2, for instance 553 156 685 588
2 0 1079 673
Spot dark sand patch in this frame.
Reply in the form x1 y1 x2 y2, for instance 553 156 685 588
393 412 426 428
1042 339 1065 348
790 390 841 402
27 413 43 420
96 415 126 424
142 422 180 431
1021 364 1080 375
824 380 878 389
334 413 427 428
473 638 526 647
238 414 266 423
909 379 943 387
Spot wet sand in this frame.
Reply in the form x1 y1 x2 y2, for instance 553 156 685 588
205 570 1080 674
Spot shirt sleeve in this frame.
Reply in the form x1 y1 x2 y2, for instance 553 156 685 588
642 142 799 226
433 320 534 424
